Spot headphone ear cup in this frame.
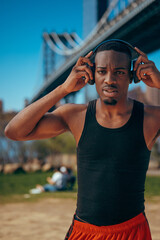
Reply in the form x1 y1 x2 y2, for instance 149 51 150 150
133 70 140 83
130 71 133 83
88 64 95 85
132 60 140 83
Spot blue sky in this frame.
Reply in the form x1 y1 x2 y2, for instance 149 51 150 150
0 0 83 112
0 0 160 112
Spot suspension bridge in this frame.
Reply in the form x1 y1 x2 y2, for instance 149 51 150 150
31 0 160 107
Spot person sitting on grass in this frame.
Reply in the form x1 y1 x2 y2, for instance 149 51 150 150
30 166 68 194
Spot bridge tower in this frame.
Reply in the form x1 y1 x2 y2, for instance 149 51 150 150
83 0 108 38
83 0 109 102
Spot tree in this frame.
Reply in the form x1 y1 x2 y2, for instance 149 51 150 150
30 132 76 160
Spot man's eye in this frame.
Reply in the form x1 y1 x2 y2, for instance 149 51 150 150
97 70 106 74
116 71 125 75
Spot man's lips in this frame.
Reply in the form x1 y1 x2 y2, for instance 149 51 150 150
102 86 118 97
102 86 118 92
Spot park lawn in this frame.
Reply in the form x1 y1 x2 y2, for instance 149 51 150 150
0 172 159 204
0 171 78 204
144 176 160 199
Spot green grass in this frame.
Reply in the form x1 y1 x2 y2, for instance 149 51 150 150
145 176 160 198
0 171 50 195
0 172 159 204
0 171 77 204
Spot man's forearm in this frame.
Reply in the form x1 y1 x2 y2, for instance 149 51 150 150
5 84 68 139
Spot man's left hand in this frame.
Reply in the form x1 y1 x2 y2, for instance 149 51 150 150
134 47 160 89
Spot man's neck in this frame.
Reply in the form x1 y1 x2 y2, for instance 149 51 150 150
97 97 133 119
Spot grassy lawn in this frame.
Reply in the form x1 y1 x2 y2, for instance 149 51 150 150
144 176 160 200
0 171 77 204
0 172 159 204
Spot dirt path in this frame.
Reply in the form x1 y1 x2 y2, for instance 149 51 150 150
0 198 159 240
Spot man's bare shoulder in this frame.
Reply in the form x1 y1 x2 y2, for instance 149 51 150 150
144 103 160 118
51 103 88 143
50 103 88 127
144 103 160 134
138 102 160 149
53 103 88 116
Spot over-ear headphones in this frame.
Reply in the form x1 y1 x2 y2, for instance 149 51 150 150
87 39 140 85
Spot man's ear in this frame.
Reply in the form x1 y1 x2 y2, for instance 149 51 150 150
88 63 95 85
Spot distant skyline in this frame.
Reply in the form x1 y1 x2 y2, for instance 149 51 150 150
0 0 160 112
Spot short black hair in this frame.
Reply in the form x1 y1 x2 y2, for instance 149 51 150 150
95 41 132 60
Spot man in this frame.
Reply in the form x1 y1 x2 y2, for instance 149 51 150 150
5 40 160 239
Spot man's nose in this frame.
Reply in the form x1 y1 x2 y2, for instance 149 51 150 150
104 73 116 84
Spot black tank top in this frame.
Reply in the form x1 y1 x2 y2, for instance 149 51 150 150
76 99 151 226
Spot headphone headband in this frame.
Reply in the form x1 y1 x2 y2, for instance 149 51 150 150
92 39 139 60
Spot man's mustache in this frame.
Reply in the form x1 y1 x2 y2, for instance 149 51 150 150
102 84 118 90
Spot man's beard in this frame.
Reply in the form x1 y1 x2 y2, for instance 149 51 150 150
103 98 117 105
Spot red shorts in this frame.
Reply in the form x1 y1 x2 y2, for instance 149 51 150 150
65 212 152 240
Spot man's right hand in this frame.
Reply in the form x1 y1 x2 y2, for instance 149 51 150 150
62 51 94 94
